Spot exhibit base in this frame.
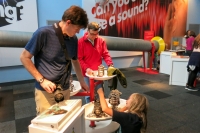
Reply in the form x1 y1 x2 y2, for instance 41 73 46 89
169 56 189 86
160 51 177 75
85 120 120 133
29 99 85 133
29 106 85 133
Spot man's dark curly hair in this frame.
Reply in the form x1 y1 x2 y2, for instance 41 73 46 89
62 5 88 29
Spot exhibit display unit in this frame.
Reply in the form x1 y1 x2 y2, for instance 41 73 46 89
169 56 189 86
84 99 126 121
83 99 126 133
160 51 177 75
29 99 85 133
82 68 121 132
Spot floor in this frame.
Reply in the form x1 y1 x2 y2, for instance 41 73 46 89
1 67 200 133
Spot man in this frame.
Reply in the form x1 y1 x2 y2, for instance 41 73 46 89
78 22 113 103
20 5 89 115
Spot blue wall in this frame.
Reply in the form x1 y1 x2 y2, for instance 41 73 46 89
37 0 84 36
37 0 82 27
187 0 200 27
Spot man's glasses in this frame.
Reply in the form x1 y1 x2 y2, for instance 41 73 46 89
89 31 99 36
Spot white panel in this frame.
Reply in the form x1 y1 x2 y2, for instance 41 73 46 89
169 57 189 86
102 55 142 68
0 48 23 67
109 51 142 57
0 47 34 67
160 51 177 75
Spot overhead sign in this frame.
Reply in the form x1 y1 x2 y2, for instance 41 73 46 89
82 0 188 44
0 0 38 32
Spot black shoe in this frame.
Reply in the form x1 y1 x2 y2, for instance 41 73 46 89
187 86 198 91
185 84 189 90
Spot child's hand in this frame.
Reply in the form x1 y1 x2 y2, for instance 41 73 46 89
97 88 103 94
119 106 128 112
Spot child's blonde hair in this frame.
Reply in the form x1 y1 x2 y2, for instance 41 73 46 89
193 34 200 49
128 93 149 133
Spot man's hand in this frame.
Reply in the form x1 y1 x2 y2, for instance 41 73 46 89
86 68 94 76
40 79 56 93
80 80 89 91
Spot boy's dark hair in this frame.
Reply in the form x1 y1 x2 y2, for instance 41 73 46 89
62 5 88 29
87 22 101 31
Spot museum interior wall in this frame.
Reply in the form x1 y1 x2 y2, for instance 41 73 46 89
0 0 200 83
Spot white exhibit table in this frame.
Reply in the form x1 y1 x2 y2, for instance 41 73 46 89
169 56 189 86
160 51 177 75
29 99 85 133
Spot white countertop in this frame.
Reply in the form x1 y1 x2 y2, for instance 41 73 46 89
171 56 189 61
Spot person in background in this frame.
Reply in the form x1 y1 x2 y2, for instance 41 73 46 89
20 5 89 115
185 34 200 91
78 22 113 103
184 30 191 39
183 30 196 56
97 88 149 133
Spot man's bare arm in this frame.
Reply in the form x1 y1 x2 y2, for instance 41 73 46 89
20 49 56 93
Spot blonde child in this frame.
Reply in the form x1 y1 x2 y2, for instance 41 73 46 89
97 88 149 133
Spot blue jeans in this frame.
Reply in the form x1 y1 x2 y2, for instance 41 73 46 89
84 77 103 103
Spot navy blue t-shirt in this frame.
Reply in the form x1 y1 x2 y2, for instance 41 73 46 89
25 25 78 90
112 110 143 133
